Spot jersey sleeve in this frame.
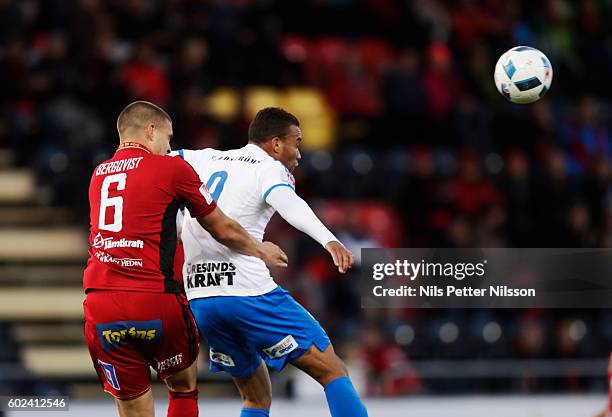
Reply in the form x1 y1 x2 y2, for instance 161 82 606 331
172 157 217 218
259 161 296 203
266 184 338 247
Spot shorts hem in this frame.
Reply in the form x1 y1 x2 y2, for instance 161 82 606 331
210 359 262 379
106 386 151 401
266 337 332 372
312 337 331 354
159 358 198 381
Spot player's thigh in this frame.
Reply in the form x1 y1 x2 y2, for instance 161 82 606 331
164 359 197 392
152 293 200 382
84 293 154 400
190 297 262 379
291 343 348 386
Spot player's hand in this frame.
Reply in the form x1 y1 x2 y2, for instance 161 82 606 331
325 241 354 274
259 241 288 268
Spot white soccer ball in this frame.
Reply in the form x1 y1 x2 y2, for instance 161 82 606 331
494 46 553 104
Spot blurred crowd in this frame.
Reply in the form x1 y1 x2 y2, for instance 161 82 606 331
0 0 610 395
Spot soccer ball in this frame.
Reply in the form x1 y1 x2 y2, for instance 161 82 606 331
494 46 553 104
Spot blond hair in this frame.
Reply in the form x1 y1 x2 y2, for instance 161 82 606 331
116 101 171 140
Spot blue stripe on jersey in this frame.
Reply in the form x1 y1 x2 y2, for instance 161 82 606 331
178 149 185 159
263 183 294 202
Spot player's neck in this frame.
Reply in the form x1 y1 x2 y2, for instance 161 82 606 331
118 140 152 154
248 141 273 158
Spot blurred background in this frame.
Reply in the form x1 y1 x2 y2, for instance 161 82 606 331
0 0 610 414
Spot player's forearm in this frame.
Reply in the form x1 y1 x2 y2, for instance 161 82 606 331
267 186 338 247
289 206 338 247
212 218 264 258
198 213 262 257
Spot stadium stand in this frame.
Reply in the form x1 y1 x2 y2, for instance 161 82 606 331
0 0 609 400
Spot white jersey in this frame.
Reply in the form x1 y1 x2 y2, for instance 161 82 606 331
174 144 296 299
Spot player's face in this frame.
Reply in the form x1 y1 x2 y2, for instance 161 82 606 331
278 125 302 172
150 120 173 155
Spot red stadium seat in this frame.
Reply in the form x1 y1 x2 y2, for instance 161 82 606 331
280 35 311 64
317 200 404 247
358 38 395 77
356 202 404 247
311 37 348 69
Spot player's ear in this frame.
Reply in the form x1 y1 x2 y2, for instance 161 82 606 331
271 136 282 154
145 123 155 142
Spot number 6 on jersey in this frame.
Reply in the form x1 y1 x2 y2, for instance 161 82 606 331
99 173 126 232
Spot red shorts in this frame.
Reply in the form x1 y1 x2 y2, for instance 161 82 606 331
84 291 199 400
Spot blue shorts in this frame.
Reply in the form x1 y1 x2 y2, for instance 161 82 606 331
189 287 331 378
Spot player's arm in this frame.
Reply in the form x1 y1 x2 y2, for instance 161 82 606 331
196 207 288 268
266 185 354 273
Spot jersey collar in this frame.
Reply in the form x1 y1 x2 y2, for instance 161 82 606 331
117 141 152 154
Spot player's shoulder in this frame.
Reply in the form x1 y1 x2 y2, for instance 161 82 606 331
140 153 198 178
150 152 185 166
258 159 296 188
257 158 288 178
171 148 218 162
259 158 286 172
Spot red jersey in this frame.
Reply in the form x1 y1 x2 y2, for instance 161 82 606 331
83 143 216 293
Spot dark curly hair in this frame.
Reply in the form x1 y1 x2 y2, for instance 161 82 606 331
248 107 300 144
